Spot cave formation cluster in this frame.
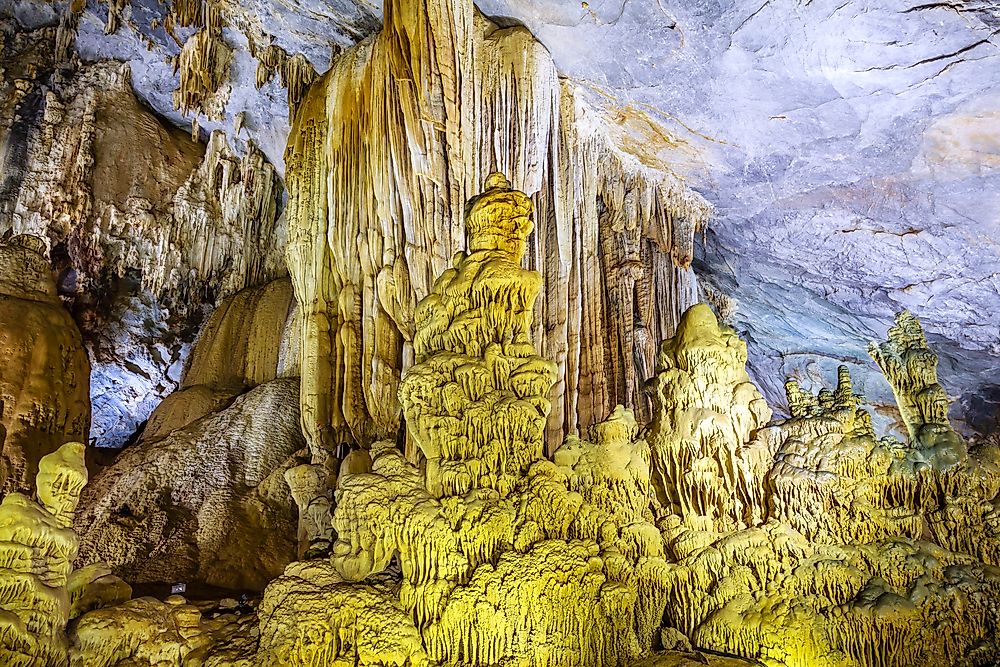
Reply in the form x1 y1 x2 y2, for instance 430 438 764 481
1 0 1000 666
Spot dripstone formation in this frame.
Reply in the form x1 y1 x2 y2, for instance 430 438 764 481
0 173 1000 667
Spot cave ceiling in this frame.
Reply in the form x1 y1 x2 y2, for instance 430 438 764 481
6 0 1000 435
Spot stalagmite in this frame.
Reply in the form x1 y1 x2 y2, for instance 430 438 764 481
398 172 557 497
325 177 672 667
0 442 87 666
284 464 335 559
869 310 965 467
647 306 1000 666
645 303 773 531
285 0 711 461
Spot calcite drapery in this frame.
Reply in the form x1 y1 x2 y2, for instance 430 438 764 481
284 0 710 462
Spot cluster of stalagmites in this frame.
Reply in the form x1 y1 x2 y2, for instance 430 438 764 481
256 177 1000 667
5 178 1000 667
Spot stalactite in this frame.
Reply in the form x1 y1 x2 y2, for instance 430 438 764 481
284 0 711 461
3 61 283 310
254 44 318 118
174 28 233 119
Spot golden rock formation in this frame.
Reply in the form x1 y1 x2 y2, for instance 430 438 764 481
321 176 671 667
647 306 1000 666
285 0 711 461
645 303 773 532
0 235 90 493
869 310 965 466
398 173 557 497
0 442 87 665
283 464 334 559
70 594 255 667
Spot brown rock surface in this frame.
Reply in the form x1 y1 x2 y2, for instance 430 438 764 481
0 234 90 493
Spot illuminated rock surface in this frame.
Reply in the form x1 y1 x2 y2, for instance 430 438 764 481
1 0 1000 665
0 235 90 493
283 0 709 460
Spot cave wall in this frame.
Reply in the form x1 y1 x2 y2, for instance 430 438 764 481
0 17 287 446
0 235 90 493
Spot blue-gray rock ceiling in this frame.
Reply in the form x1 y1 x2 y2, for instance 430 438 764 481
6 0 1000 436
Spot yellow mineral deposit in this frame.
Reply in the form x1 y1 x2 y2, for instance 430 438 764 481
4 171 1000 667
645 303 773 531
316 175 673 667
0 442 87 666
399 172 558 498
650 307 1000 667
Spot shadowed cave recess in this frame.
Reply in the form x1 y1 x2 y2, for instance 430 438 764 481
1 0 999 665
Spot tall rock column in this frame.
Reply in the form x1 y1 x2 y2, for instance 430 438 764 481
869 310 965 467
0 235 90 493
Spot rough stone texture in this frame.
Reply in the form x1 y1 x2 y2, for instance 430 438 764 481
140 276 298 443
0 442 88 666
0 235 90 493
74 377 304 591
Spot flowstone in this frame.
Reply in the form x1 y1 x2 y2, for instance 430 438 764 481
646 305 1000 666
0 442 96 666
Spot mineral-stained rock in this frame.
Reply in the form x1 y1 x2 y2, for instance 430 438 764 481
0 28 286 446
70 594 256 667
285 0 710 461
648 305 1000 666
0 234 90 493
74 377 304 590
322 177 671 667
283 463 334 560
398 173 558 497
256 560 429 667
645 303 773 532
140 277 298 443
